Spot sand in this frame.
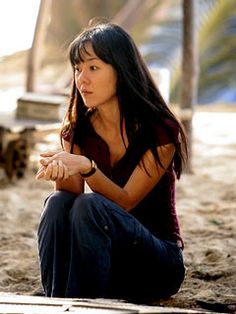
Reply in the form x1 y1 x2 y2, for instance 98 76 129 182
0 110 235 312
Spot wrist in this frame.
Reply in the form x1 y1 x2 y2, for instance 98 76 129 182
80 158 97 178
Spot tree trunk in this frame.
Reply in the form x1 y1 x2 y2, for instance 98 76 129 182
74 0 115 27
112 0 144 30
26 0 52 92
180 0 198 173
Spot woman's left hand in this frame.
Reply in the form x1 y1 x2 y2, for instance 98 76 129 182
35 151 85 181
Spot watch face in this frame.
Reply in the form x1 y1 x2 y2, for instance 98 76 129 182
91 159 97 170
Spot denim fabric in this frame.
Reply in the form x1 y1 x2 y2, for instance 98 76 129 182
37 191 185 303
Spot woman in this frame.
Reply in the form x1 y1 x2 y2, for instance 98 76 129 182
36 22 188 303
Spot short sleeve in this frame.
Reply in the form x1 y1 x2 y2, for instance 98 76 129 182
153 118 181 146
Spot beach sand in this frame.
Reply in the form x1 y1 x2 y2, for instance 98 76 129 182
0 110 235 312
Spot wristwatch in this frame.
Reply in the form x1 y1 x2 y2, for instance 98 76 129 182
80 159 97 178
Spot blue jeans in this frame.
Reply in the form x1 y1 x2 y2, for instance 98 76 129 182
37 191 185 303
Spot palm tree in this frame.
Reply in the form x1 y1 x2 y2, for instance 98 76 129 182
26 0 236 104
170 0 236 104
197 0 236 103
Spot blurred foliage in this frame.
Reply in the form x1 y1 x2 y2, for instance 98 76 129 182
170 0 236 104
37 0 236 103
198 0 236 103
3 0 234 104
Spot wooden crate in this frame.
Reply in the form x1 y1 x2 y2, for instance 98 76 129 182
0 295 215 314
16 92 68 122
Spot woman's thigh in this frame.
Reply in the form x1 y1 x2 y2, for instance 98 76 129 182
87 193 185 302
109 224 185 302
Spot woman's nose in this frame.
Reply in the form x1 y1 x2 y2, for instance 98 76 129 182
76 70 90 84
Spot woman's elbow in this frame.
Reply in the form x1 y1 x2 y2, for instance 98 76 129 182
120 196 138 212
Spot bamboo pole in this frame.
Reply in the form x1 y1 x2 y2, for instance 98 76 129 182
180 0 199 173
26 0 52 92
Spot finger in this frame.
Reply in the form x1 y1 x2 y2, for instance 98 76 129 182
36 171 46 180
57 160 64 180
63 164 69 180
35 166 46 180
36 165 45 175
51 160 59 180
44 163 53 181
40 153 62 166
39 158 51 166
40 152 58 157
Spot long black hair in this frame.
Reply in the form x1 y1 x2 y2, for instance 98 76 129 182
61 22 188 179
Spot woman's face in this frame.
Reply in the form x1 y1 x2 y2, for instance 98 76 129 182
74 42 118 109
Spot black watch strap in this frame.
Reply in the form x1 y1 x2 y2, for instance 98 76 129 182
80 159 97 178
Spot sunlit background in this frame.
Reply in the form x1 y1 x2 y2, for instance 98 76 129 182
0 0 40 57
0 2 235 308
0 0 236 142
1 0 236 105
0 0 40 111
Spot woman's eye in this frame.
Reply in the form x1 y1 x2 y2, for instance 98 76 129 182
75 67 81 72
90 65 98 71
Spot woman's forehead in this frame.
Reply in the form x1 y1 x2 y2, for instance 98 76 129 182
74 41 99 64
81 41 94 53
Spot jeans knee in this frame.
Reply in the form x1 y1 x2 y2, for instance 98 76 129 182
41 190 77 223
70 193 106 223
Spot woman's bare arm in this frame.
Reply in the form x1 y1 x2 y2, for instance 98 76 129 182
37 143 175 211
85 143 175 210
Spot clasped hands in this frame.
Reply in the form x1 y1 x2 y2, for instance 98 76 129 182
36 151 84 181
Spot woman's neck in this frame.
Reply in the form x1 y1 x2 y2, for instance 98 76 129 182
92 100 121 135
90 100 128 150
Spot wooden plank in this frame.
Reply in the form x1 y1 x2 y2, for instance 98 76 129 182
0 111 60 135
16 92 67 121
0 295 219 314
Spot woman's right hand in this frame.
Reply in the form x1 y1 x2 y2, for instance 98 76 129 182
36 159 69 181
35 151 91 181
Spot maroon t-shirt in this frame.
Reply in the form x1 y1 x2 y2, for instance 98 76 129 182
64 118 183 244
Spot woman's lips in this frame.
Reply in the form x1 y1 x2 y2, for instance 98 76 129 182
81 90 93 96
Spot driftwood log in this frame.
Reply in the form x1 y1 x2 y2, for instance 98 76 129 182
0 295 219 314
0 112 60 180
0 92 66 180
